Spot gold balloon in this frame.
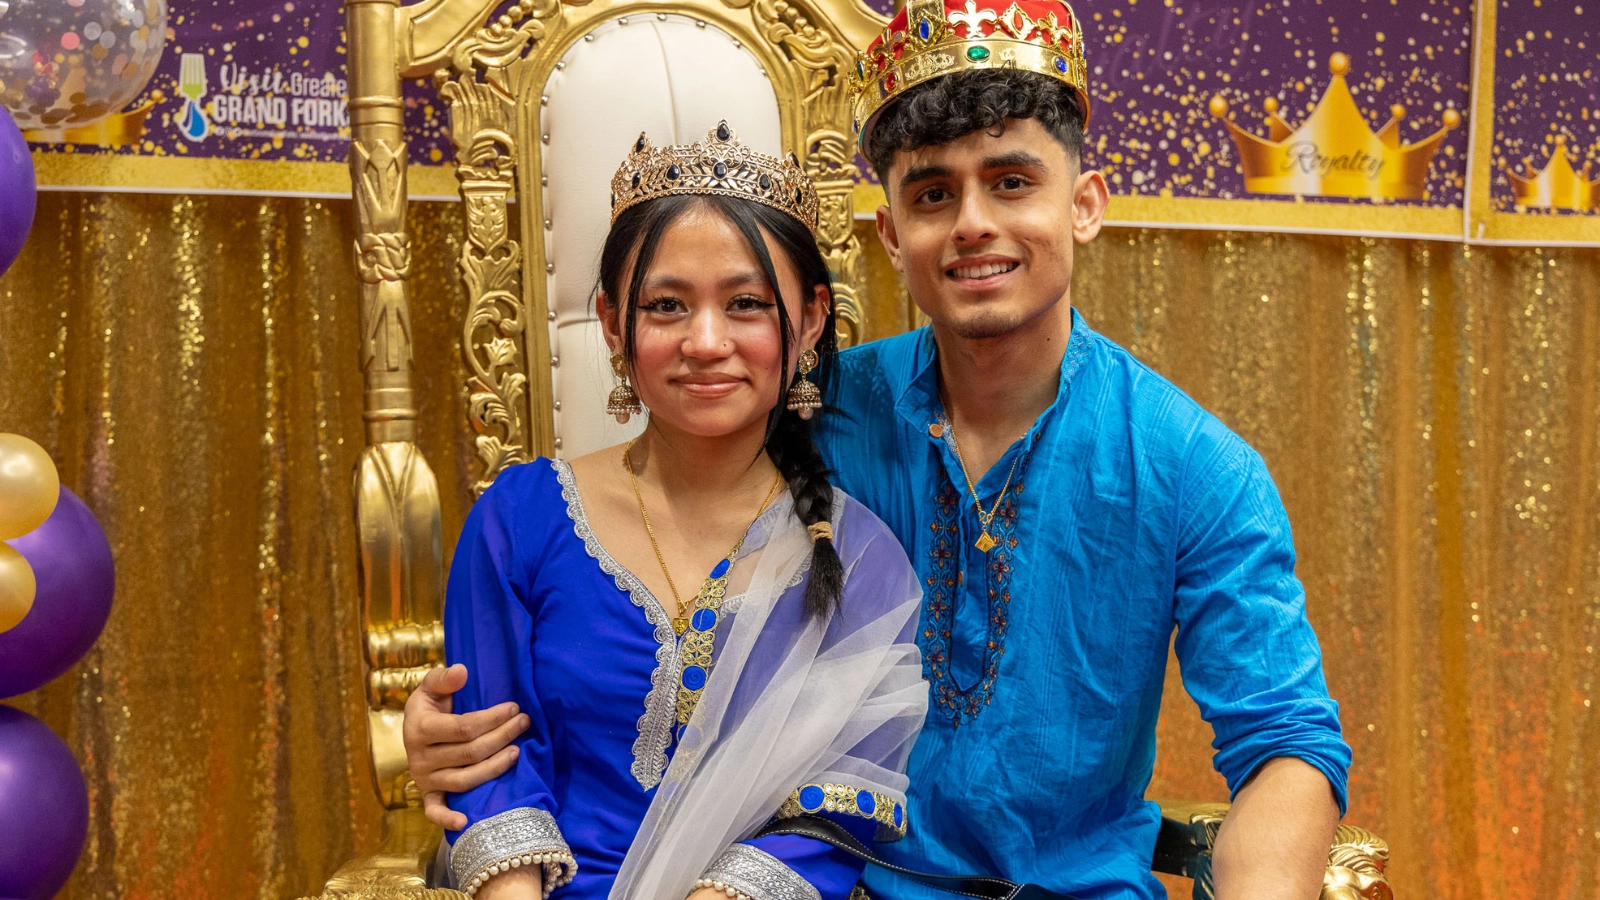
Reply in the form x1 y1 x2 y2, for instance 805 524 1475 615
0 433 61 540
0 544 36 634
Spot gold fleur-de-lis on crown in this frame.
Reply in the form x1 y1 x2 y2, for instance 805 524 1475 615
949 0 999 36
1034 12 1073 47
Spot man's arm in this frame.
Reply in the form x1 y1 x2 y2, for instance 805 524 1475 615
1211 757 1339 900
1170 431 1352 899
404 663 529 830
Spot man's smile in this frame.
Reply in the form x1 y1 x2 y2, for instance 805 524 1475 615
946 256 1021 287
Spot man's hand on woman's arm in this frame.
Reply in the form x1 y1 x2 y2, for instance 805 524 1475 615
1211 756 1339 900
404 663 531 830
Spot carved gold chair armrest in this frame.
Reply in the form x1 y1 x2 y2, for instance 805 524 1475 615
309 807 463 899
1152 801 1393 900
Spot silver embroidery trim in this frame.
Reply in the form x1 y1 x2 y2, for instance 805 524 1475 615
555 458 680 789
702 842 823 900
553 462 838 781
451 807 575 893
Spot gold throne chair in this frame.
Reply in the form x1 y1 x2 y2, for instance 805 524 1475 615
315 0 1393 897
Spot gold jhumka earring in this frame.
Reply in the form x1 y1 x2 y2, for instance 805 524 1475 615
786 348 822 420
607 353 642 424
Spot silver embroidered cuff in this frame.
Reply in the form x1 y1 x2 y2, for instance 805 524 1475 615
696 843 822 900
451 807 578 899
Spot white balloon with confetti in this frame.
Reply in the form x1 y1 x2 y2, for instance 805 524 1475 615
0 0 168 130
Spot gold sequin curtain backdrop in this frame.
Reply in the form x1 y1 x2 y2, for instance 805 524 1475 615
0 194 1595 900
1067 230 1600 900
0 193 478 899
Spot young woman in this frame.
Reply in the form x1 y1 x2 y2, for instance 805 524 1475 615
439 124 927 900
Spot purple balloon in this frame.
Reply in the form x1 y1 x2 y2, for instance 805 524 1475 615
0 108 36 278
0 488 115 698
0 706 88 900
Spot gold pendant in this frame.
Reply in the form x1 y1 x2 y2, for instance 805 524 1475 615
673 617 689 635
975 531 997 553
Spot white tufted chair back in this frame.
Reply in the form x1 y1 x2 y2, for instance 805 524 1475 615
540 15 783 459
439 0 876 492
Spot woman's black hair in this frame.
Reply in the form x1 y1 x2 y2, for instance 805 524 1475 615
597 193 843 621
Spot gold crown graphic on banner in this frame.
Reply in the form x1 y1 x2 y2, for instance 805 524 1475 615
1507 135 1600 211
609 121 819 233
849 0 1090 144
1208 53 1460 201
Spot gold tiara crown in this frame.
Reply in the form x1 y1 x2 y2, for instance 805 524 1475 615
610 122 819 234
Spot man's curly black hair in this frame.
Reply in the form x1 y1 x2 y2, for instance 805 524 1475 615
863 68 1086 184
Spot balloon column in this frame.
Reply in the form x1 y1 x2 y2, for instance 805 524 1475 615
0 435 116 900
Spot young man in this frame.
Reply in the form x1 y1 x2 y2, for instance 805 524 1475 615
403 2 1351 899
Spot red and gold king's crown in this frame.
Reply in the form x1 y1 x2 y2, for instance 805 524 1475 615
1208 53 1460 201
849 0 1090 144
1507 135 1600 211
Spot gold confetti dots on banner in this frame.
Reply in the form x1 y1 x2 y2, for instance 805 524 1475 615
1490 3 1600 214
26 0 454 167
1077 0 1471 206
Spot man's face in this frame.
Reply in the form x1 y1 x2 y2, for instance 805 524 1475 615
875 117 1107 340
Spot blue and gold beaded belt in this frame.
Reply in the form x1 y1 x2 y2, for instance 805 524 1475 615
778 782 907 839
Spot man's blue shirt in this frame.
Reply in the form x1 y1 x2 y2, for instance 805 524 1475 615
814 312 1351 900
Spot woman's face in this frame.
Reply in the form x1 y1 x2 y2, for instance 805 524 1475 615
600 204 829 440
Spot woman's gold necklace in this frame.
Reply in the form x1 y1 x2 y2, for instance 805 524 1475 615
623 439 784 634
946 425 1021 553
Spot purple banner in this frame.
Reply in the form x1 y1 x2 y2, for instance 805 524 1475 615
26 0 1586 238
853 0 1474 212
1086 0 1472 207
1489 1 1599 214
24 0 451 167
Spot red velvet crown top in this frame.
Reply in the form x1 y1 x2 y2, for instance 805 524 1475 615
850 0 1091 145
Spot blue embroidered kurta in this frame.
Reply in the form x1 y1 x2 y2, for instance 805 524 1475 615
815 312 1352 900
443 460 887 900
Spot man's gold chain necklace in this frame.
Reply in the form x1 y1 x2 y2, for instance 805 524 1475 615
946 424 1021 554
623 439 784 634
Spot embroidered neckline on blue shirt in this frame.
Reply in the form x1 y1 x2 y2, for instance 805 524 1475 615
922 462 1029 726
910 312 1091 726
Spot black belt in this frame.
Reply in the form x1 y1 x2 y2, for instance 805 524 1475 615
752 815 1077 900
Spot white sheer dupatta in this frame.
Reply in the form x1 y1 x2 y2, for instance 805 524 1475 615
609 491 927 900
